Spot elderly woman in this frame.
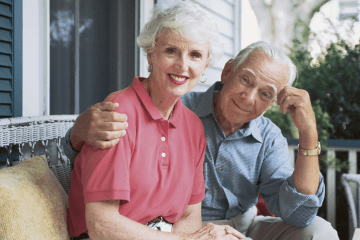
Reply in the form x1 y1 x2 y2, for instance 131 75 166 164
67 1 224 240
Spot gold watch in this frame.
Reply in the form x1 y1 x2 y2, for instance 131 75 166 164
298 141 321 156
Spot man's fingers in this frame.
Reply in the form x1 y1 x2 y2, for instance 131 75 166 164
98 111 127 124
89 111 127 126
102 121 128 131
94 129 126 141
113 113 128 123
94 101 119 111
279 94 293 114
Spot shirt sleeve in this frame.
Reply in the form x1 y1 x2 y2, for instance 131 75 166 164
258 136 325 227
63 127 80 164
188 130 206 205
81 129 133 203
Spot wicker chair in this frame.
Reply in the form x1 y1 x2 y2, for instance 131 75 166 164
341 173 360 240
0 115 78 194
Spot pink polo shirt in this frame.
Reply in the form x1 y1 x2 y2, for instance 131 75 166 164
67 77 206 237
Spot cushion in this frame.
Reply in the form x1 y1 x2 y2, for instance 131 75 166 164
0 155 69 239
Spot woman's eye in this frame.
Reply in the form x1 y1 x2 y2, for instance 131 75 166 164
191 52 201 58
166 48 176 54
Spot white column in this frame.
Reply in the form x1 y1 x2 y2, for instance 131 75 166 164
40 0 50 115
349 149 357 174
288 146 296 168
348 149 357 237
327 149 336 228
139 0 154 78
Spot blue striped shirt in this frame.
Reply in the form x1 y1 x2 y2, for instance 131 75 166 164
181 82 325 227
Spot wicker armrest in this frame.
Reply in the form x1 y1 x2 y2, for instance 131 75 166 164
0 115 78 192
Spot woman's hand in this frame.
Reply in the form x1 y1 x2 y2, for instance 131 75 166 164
182 223 246 239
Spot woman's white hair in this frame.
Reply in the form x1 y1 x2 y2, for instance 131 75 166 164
137 0 223 67
232 41 297 86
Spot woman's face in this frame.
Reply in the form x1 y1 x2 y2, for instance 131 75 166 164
147 29 210 98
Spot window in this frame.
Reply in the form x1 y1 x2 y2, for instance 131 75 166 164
50 0 138 115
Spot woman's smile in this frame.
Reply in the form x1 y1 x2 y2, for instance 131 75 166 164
169 74 188 85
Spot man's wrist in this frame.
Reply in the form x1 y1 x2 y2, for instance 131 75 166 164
298 141 321 156
69 127 85 151
298 128 318 150
63 127 81 163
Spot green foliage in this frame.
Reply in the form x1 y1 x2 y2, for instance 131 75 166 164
263 105 295 139
294 19 311 43
264 103 333 148
312 104 333 149
324 153 350 172
291 40 360 140
265 33 360 173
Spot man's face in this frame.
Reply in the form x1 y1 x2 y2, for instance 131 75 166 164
217 50 289 128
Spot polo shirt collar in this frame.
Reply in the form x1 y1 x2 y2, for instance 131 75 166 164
193 81 263 143
132 77 182 128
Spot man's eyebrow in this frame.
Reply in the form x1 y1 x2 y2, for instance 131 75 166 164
243 68 256 76
269 84 277 99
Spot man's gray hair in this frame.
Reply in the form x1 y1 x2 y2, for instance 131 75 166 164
137 0 223 67
232 41 297 86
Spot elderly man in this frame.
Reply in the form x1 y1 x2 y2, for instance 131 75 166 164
63 41 339 239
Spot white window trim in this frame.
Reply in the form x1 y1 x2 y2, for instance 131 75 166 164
139 0 154 78
22 0 50 117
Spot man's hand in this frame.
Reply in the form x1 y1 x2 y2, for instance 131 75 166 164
70 102 128 151
277 86 317 135
277 86 320 195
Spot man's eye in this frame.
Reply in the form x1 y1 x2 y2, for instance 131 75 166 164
261 92 273 101
241 77 250 84
262 93 271 98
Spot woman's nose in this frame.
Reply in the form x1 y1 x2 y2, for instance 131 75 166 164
175 55 189 72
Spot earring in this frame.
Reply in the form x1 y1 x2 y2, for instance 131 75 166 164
200 74 207 83
148 65 153 72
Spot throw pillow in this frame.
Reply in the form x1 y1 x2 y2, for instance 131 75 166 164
0 155 69 239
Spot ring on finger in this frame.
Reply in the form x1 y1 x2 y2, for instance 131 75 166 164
225 226 230 234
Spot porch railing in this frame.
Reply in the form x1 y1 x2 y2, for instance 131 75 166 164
288 139 360 234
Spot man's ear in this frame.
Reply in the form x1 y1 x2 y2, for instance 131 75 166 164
221 59 234 84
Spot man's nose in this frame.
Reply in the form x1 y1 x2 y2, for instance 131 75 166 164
241 88 256 106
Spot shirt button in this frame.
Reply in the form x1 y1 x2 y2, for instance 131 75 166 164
161 152 166 157
161 137 166 141
218 167 223 171
223 140 227 143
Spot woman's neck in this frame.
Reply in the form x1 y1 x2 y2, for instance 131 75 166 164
142 77 178 120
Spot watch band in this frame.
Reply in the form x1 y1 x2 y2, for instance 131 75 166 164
298 141 321 156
